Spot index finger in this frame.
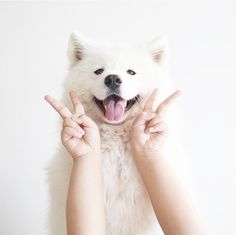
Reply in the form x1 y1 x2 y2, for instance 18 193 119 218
144 88 158 113
69 91 85 116
44 95 72 119
155 90 181 116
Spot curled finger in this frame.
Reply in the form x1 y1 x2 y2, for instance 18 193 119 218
61 126 83 143
63 117 85 135
147 121 168 134
72 114 96 129
132 112 156 128
146 114 162 128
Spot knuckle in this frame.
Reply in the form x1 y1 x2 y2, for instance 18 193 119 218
153 114 162 122
51 99 57 106
57 103 64 110
61 126 67 132
63 118 74 127
62 126 70 133
63 119 69 127
71 114 78 120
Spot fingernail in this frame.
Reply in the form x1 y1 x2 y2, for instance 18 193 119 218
80 130 85 136
72 116 82 123
149 127 155 132
44 95 51 101
76 133 82 138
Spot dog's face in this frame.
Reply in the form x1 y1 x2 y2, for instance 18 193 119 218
66 32 168 124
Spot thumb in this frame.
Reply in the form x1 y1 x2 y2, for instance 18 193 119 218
72 115 96 128
132 112 155 128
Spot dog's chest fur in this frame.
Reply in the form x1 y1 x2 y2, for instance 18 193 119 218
98 122 159 235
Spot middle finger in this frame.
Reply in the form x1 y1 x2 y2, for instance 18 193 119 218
144 88 158 113
155 90 181 117
63 117 85 135
69 91 85 116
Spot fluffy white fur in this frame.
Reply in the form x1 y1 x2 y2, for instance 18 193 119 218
47 32 187 235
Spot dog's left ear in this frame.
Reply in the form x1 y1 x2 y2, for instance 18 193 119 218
147 35 168 66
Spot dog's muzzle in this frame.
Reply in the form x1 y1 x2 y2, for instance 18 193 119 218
93 94 139 122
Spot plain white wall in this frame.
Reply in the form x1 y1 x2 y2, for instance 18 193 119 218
0 1 235 234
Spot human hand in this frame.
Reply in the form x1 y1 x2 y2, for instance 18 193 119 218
130 89 181 154
45 91 100 159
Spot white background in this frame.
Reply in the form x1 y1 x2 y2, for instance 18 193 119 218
0 1 235 234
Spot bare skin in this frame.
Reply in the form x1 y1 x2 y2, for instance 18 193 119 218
45 91 105 235
131 88 180 153
45 89 204 235
131 89 204 235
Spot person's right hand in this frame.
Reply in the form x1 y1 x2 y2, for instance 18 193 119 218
45 91 100 159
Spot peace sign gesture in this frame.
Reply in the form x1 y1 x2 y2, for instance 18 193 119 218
45 91 100 159
131 89 181 153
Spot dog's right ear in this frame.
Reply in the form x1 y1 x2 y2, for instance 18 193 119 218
67 31 87 67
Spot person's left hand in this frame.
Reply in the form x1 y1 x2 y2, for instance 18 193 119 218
130 89 181 154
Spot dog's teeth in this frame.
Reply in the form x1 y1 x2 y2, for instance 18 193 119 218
103 101 106 109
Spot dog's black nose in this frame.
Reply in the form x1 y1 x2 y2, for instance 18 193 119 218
104 74 122 89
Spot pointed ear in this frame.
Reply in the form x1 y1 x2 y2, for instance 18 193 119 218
67 31 88 67
147 35 168 66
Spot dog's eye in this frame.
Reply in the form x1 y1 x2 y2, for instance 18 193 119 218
127 69 136 75
94 68 104 75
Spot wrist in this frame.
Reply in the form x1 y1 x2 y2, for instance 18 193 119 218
131 145 163 162
132 149 164 179
131 142 162 159
72 149 101 163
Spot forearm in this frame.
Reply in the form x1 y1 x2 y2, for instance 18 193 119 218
133 150 204 235
66 153 105 235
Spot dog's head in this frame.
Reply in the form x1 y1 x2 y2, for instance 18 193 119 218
66 31 168 124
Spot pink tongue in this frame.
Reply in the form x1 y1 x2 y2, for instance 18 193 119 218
105 99 125 121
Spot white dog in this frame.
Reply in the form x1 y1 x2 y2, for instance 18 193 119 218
47 32 185 235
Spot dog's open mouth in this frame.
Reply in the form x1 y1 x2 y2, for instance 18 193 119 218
93 94 139 121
